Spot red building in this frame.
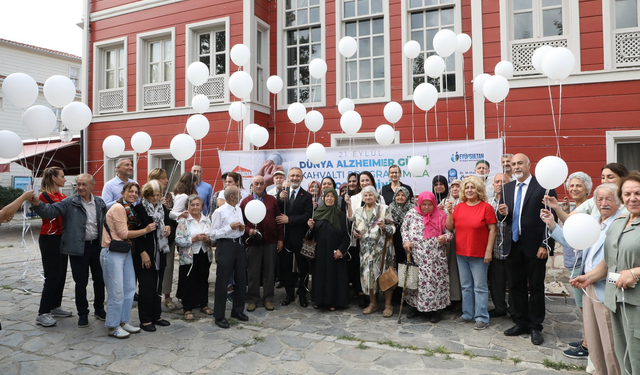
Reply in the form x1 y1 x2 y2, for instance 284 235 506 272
82 0 640 193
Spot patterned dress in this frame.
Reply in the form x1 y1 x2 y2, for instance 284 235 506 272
354 203 395 294
401 208 453 312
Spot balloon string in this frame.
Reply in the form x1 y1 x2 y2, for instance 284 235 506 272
558 82 562 159
546 78 561 158
434 100 438 142
273 93 277 148
462 57 470 156
443 57 450 144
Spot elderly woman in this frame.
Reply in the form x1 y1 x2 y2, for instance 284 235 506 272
307 188 350 310
432 175 449 206
319 177 345 210
389 187 414 267
175 195 213 320
446 177 497 330
102 182 156 338
352 186 396 316
133 181 172 332
572 173 640 374
381 165 414 205
402 192 453 323
543 183 622 375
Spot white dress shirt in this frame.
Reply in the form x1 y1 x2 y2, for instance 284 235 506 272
210 203 244 241
186 214 211 254
513 174 532 235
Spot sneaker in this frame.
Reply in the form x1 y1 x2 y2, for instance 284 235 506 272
454 316 473 324
473 321 489 330
78 315 89 328
36 313 57 327
50 307 72 318
120 323 141 334
563 345 589 359
108 326 130 339
94 310 107 321
568 341 582 348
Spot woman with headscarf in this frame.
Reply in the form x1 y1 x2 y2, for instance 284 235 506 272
306 188 350 310
401 192 453 323
388 186 414 267
432 175 449 207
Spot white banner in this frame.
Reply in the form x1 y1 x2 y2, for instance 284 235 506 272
218 139 503 193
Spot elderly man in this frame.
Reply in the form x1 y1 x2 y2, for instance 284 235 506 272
192 164 213 216
502 154 514 179
103 158 136 209
30 174 107 328
240 176 284 312
267 170 286 197
543 184 622 374
488 173 514 318
498 154 557 345
475 159 495 198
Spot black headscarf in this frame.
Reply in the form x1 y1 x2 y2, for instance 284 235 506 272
432 175 449 205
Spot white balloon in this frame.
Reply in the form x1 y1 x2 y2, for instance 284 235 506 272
306 143 326 164
532 45 553 73
375 124 395 147
456 33 472 53
230 44 251 67
563 213 602 250
22 105 57 138
473 73 491 95
407 155 427 177
186 114 210 140
266 75 284 94
43 75 76 108
433 29 457 58
228 71 254 100
287 102 306 124
192 94 209 113
338 36 358 58
245 199 267 224
250 126 269 147
131 132 152 153
404 40 421 59
494 61 514 79
340 110 362 135
187 61 209 86
305 110 324 132
229 102 248 122
170 134 196 161
59 130 73 143
102 135 125 159
0 131 23 159
309 59 328 79
483 75 510 103
2 73 38 109
542 47 576 81
384 102 403 124
424 55 445 78
338 98 355 114
413 83 438 111
535 156 569 190
61 102 92 131
244 123 259 142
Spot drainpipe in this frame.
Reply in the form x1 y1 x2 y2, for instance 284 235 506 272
80 0 91 173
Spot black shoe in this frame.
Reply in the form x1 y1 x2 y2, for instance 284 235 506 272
78 315 89 328
563 345 588 359
140 323 157 332
275 281 283 289
407 307 421 319
504 325 528 336
429 310 442 324
134 293 138 302
299 295 309 308
488 309 507 318
154 319 170 327
568 341 582 348
231 312 249 321
215 318 230 329
358 294 368 308
281 295 295 306
531 330 544 345
94 310 107 321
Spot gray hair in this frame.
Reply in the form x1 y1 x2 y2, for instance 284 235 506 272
116 158 130 168
502 153 514 158
594 183 619 205
224 185 238 201
76 173 95 186
361 185 378 198
565 172 593 196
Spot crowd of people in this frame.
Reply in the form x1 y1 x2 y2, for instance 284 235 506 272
1 153 638 373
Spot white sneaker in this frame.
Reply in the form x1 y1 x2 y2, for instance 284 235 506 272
586 355 595 374
50 307 72 317
108 326 130 339
36 313 57 327
120 323 141 334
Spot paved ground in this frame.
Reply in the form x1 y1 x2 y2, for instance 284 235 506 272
0 220 587 374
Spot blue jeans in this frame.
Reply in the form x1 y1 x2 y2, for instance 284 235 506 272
100 248 135 329
457 255 489 324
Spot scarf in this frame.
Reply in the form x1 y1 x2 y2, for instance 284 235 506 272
118 199 141 228
142 197 170 254
415 191 446 239
388 186 415 226
432 175 449 205
313 189 342 231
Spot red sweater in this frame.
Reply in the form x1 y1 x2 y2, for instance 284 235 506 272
239 193 284 245
39 191 66 235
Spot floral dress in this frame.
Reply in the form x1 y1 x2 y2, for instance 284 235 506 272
401 208 453 312
175 216 213 266
353 203 395 294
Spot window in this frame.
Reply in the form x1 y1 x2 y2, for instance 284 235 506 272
186 19 228 105
256 28 267 104
137 28 175 111
148 39 173 84
284 0 323 104
613 0 640 67
513 0 563 40
69 66 80 88
409 0 456 93
93 38 127 115
148 150 183 191
104 152 137 183
105 48 125 89
197 30 226 77
343 0 386 100
607 130 640 171
51 107 62 132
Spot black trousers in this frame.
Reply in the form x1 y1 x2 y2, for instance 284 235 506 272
68 241 105 316
38 235 69 314
505 241 548 331
178 251 210 312
488 258 514 315
213 239 247 319
133 250 166 323
279 247 310 298
347 245 362 295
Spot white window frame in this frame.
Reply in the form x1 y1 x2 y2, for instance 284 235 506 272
103 152 137 183
69 66 80 88
499 0 581 76
185 18 230 108
255 20 270 105
136 27 176 111
278 0 327 109
603 0 640 69
336 0 391 105
92 37 128 115
606 130 640 163
402 0 463 99
330 131 400 147
148 149 185 188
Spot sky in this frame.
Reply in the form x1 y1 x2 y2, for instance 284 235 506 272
1 0 84 57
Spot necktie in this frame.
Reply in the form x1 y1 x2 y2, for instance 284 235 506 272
289 189 297 209
512 183 523 242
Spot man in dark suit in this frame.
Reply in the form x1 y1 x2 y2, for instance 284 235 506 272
276 167 313 307
498 153 557 346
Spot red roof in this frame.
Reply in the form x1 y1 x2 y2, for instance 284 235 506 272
0 38 81 60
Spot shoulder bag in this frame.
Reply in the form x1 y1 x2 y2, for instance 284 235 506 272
378 232 398 291
397 253 419 290
300 229 316 259
104 222 132 253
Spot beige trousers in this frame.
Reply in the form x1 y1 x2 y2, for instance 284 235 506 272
582 285 620 375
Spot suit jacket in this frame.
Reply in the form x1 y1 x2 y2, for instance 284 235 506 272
499 175 557 258
277 187 313 251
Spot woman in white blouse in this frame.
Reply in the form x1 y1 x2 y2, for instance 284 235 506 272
169 172 198 222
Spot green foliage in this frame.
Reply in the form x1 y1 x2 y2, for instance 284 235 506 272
543 359 586 371
510 357 522 365
462 349 477 358
434 346 450 354
0 186 24 209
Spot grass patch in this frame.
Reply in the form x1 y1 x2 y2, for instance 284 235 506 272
253 335 265 342
356 342 368 350
543 359 586 371
434 346 450 355
377 339 404 349
406 345 418 351
228 319 240 327
1 285 12 290
491 355 504 362
337 335 364 342
444 354 452 360
423 348 434 357
241 342 253 347
462 349 477 359
510 357 522 365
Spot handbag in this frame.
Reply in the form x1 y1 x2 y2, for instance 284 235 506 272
378 233 398 292
300 230 316 260
104 222 132 253
398 253 419 290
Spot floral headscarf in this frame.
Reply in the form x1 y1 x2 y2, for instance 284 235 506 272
415 191 446 239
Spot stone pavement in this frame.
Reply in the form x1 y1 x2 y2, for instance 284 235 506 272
0 221 587 374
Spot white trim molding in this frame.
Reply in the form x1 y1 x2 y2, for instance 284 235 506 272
606 130 640 163
92 37 128 115
136 27 176 112
330 131 399 147
90 0 186 22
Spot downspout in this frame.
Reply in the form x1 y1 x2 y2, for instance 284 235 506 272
81 0 91 173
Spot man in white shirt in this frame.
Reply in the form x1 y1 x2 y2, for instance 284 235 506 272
102 158 137 209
